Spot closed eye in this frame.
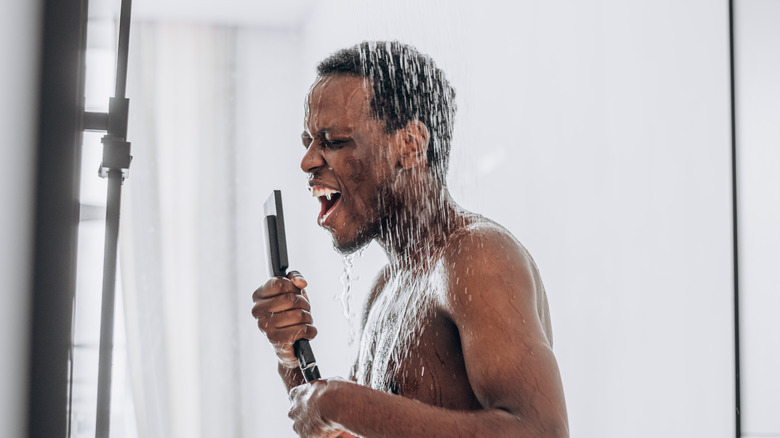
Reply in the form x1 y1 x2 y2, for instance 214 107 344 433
322 138 349 150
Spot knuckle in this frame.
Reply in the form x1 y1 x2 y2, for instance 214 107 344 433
285 292 300 305
266 277 287 294
252 307 269 321
281 278 297 292
251 286 265 301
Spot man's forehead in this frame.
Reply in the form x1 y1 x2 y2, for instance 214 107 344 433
306 75 371 117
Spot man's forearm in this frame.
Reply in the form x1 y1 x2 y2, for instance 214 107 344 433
278 363 306 392
321 381 566 438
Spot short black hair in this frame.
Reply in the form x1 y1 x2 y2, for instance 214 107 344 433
317 41 457 182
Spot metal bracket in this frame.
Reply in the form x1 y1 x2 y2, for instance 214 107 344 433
85 96 133 181
98 135 132 180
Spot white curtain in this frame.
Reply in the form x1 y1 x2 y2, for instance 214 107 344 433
120 22 321 438
122 22 241 438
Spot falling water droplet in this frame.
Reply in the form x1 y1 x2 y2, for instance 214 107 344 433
340 253 357 343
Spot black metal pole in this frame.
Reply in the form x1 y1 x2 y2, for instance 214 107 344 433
94 0 133 436
115 0 132 100
728 0 742 437
28 0 89 436
94 169 123 438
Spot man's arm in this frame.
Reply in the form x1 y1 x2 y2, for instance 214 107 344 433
289 224 569 437
279 363 307 392
439 224 568 436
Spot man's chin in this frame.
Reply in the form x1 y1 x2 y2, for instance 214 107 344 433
330 229 373 255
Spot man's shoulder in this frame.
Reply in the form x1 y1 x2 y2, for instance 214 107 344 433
438 216 542 309
441 216 530 267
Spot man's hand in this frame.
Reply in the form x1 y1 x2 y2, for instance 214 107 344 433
288 378 357 438
251 270 317 369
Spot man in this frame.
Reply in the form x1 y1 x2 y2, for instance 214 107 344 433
252 41 568 437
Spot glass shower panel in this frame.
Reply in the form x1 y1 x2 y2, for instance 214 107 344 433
736 0 780 436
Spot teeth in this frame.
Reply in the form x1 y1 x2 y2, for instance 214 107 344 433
311 186 341 198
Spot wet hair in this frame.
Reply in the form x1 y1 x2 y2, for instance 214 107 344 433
317 41 457 182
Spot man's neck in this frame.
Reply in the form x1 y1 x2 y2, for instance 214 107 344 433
377 186 464 271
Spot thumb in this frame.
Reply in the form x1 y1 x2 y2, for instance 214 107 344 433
287 270 308 289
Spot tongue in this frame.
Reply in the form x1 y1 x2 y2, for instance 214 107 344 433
319 193 341 218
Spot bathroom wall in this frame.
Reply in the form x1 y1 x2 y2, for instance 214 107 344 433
288 1 735 437
0 1 41 437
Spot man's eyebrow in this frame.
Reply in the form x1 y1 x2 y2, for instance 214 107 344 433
303 128 343 139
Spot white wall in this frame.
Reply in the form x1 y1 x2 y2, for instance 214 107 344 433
0 0 41 437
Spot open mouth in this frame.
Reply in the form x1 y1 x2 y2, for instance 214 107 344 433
312 186 342 226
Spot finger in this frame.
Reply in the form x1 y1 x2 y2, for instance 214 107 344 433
264 308 314 330
252 277 301 301
266 324 318 345
289 383 305 399
288 270 308 289
287 400 301 420
252 292 311 318
276 309 314 329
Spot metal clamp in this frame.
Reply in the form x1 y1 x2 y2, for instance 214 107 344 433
98 135 132 180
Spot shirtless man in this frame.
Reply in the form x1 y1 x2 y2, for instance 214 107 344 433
252 41 568 437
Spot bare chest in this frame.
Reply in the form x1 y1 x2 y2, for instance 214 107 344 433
354 276 481 410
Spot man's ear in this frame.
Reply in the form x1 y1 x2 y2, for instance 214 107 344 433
397 120 430 170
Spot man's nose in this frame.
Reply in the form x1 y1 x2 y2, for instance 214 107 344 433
300 143 325 174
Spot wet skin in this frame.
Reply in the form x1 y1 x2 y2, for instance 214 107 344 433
300 75 400 255
251 74 569 437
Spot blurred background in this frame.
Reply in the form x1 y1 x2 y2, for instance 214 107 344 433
2 0 779 437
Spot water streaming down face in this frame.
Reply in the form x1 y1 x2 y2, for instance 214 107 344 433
313 41 468 392
316 41 457 187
